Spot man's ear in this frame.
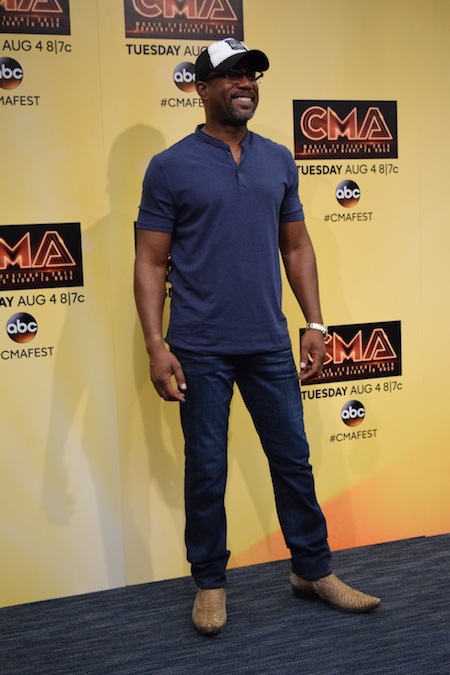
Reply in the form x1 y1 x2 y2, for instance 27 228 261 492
196 80 207 100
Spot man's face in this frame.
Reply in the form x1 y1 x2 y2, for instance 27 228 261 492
198 60 261 127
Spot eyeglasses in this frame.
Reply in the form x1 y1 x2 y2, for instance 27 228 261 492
207 69 264 84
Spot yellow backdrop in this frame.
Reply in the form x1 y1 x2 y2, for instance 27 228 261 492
1 0 449 607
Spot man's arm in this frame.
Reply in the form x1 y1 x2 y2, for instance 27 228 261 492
279 219 326 382
134 228 186 401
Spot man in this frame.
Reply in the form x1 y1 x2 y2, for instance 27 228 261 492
134 37 380 635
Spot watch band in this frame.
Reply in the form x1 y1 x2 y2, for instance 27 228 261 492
306 322 328 338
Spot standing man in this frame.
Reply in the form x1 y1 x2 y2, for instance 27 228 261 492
134 38 380 635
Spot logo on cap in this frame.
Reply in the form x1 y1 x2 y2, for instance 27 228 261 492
223 38 246 51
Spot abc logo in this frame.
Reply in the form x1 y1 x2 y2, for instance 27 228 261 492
0 57 24 90
173 62 196 92
7 313 38 343
341 400 366 427
336 180 360 207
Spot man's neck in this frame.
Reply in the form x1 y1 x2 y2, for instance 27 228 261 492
201 121 248 146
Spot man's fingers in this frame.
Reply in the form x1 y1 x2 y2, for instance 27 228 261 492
172 362 187 393
150 349 187 402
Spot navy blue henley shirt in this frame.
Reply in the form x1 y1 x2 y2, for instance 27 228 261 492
136 125 304 354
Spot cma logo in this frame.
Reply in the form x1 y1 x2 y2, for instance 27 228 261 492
131 0 238 20
341 400 366 427
0 231 76 270
173 61 196 92
1 0 63 11
7 313 38 343
0 58 23 90
324 328 397 366
301 105 393 142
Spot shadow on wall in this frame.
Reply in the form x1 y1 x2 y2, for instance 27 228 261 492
42 124 186 590
108 124 188 583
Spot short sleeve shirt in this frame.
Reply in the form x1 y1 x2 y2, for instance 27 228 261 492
136 126 304 354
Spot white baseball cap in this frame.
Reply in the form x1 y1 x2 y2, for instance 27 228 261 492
195 37 269 81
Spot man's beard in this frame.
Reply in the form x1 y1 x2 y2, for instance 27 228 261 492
227 101 256 125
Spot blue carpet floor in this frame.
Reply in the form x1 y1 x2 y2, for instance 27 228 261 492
1 535 450 674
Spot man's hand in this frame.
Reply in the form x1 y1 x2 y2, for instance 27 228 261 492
299 329 326 382
149 346 187 402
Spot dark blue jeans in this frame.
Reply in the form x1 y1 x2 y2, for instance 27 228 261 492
171 347 332 589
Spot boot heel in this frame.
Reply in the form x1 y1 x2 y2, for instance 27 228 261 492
292 586 316 600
